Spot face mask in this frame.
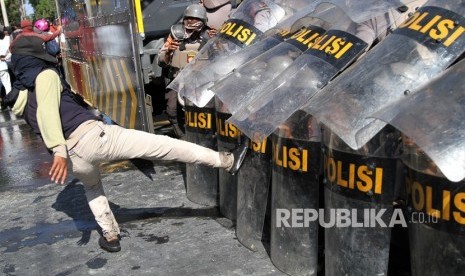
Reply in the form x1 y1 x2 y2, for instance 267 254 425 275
184 20 204 31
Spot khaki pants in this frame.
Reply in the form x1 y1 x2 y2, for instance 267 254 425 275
69 121 228 239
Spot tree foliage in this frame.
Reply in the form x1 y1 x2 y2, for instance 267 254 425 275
33 0 57 20
1 0 57 26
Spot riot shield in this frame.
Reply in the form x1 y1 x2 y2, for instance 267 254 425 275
236 135 272 251
322 125 402 276
171 3 327 108
371 57 465 183
184 3 338 108
232 3 339 247
168 0 316 106
228 5 379 141
184 98 218 206
270 112 322 275
401 140 465 275
215 100 243 220
212 0 415 117
302 0 465 150
210 14 333 115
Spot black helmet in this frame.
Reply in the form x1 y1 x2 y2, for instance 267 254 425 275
183 4 208 24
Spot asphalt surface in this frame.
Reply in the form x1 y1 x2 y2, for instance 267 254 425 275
0 109 284 276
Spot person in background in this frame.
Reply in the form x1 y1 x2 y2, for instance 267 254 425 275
9 22 22 41
4 26 16 98
14 19 61 43
2 20 63 109
36 18 65 77
48 19 59 34
0 26 12 109
34 18 50 34
33 18 61 58
158 4 212 137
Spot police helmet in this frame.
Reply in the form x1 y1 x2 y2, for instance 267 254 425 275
203 0 230 9
183 4 208 24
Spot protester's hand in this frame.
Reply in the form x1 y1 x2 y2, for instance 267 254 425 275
207 28 217 38
50 155 67 185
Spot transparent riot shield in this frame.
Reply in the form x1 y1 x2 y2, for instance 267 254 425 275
322 125 402 276
210 16 332 115
233 5 331 250
313 0 416 23
370 59 465 274
184 98 218 206
229 7 377 141
168 0 316 106
182 2 317 210
233 5 335 252
302 0 465 150
215 100 243 220
372 57 465 183
171 3 326 108
236 135 272 251
270 112 322 275
402 141 465 275
213 0 420 116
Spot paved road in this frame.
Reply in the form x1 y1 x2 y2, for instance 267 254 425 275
0 109 283 276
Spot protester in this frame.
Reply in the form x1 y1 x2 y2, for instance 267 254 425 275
10 30 248 253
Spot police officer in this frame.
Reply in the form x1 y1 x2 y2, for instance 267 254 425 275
158 4 211 137
355 0 428 52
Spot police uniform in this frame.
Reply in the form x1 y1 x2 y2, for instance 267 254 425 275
202 0 233 30
158 4 210 125
355 0 428 49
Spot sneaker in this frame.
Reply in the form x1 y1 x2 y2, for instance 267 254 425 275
98 236 121 252
226 137 250 175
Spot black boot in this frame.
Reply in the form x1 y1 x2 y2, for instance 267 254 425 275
98 236 121 252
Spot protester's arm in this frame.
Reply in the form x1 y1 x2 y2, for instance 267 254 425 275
36 69 66 155
35 69 67 184
12 89 28 115
40 25 63 42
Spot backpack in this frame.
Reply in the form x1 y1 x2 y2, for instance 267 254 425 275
45 40 60 56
